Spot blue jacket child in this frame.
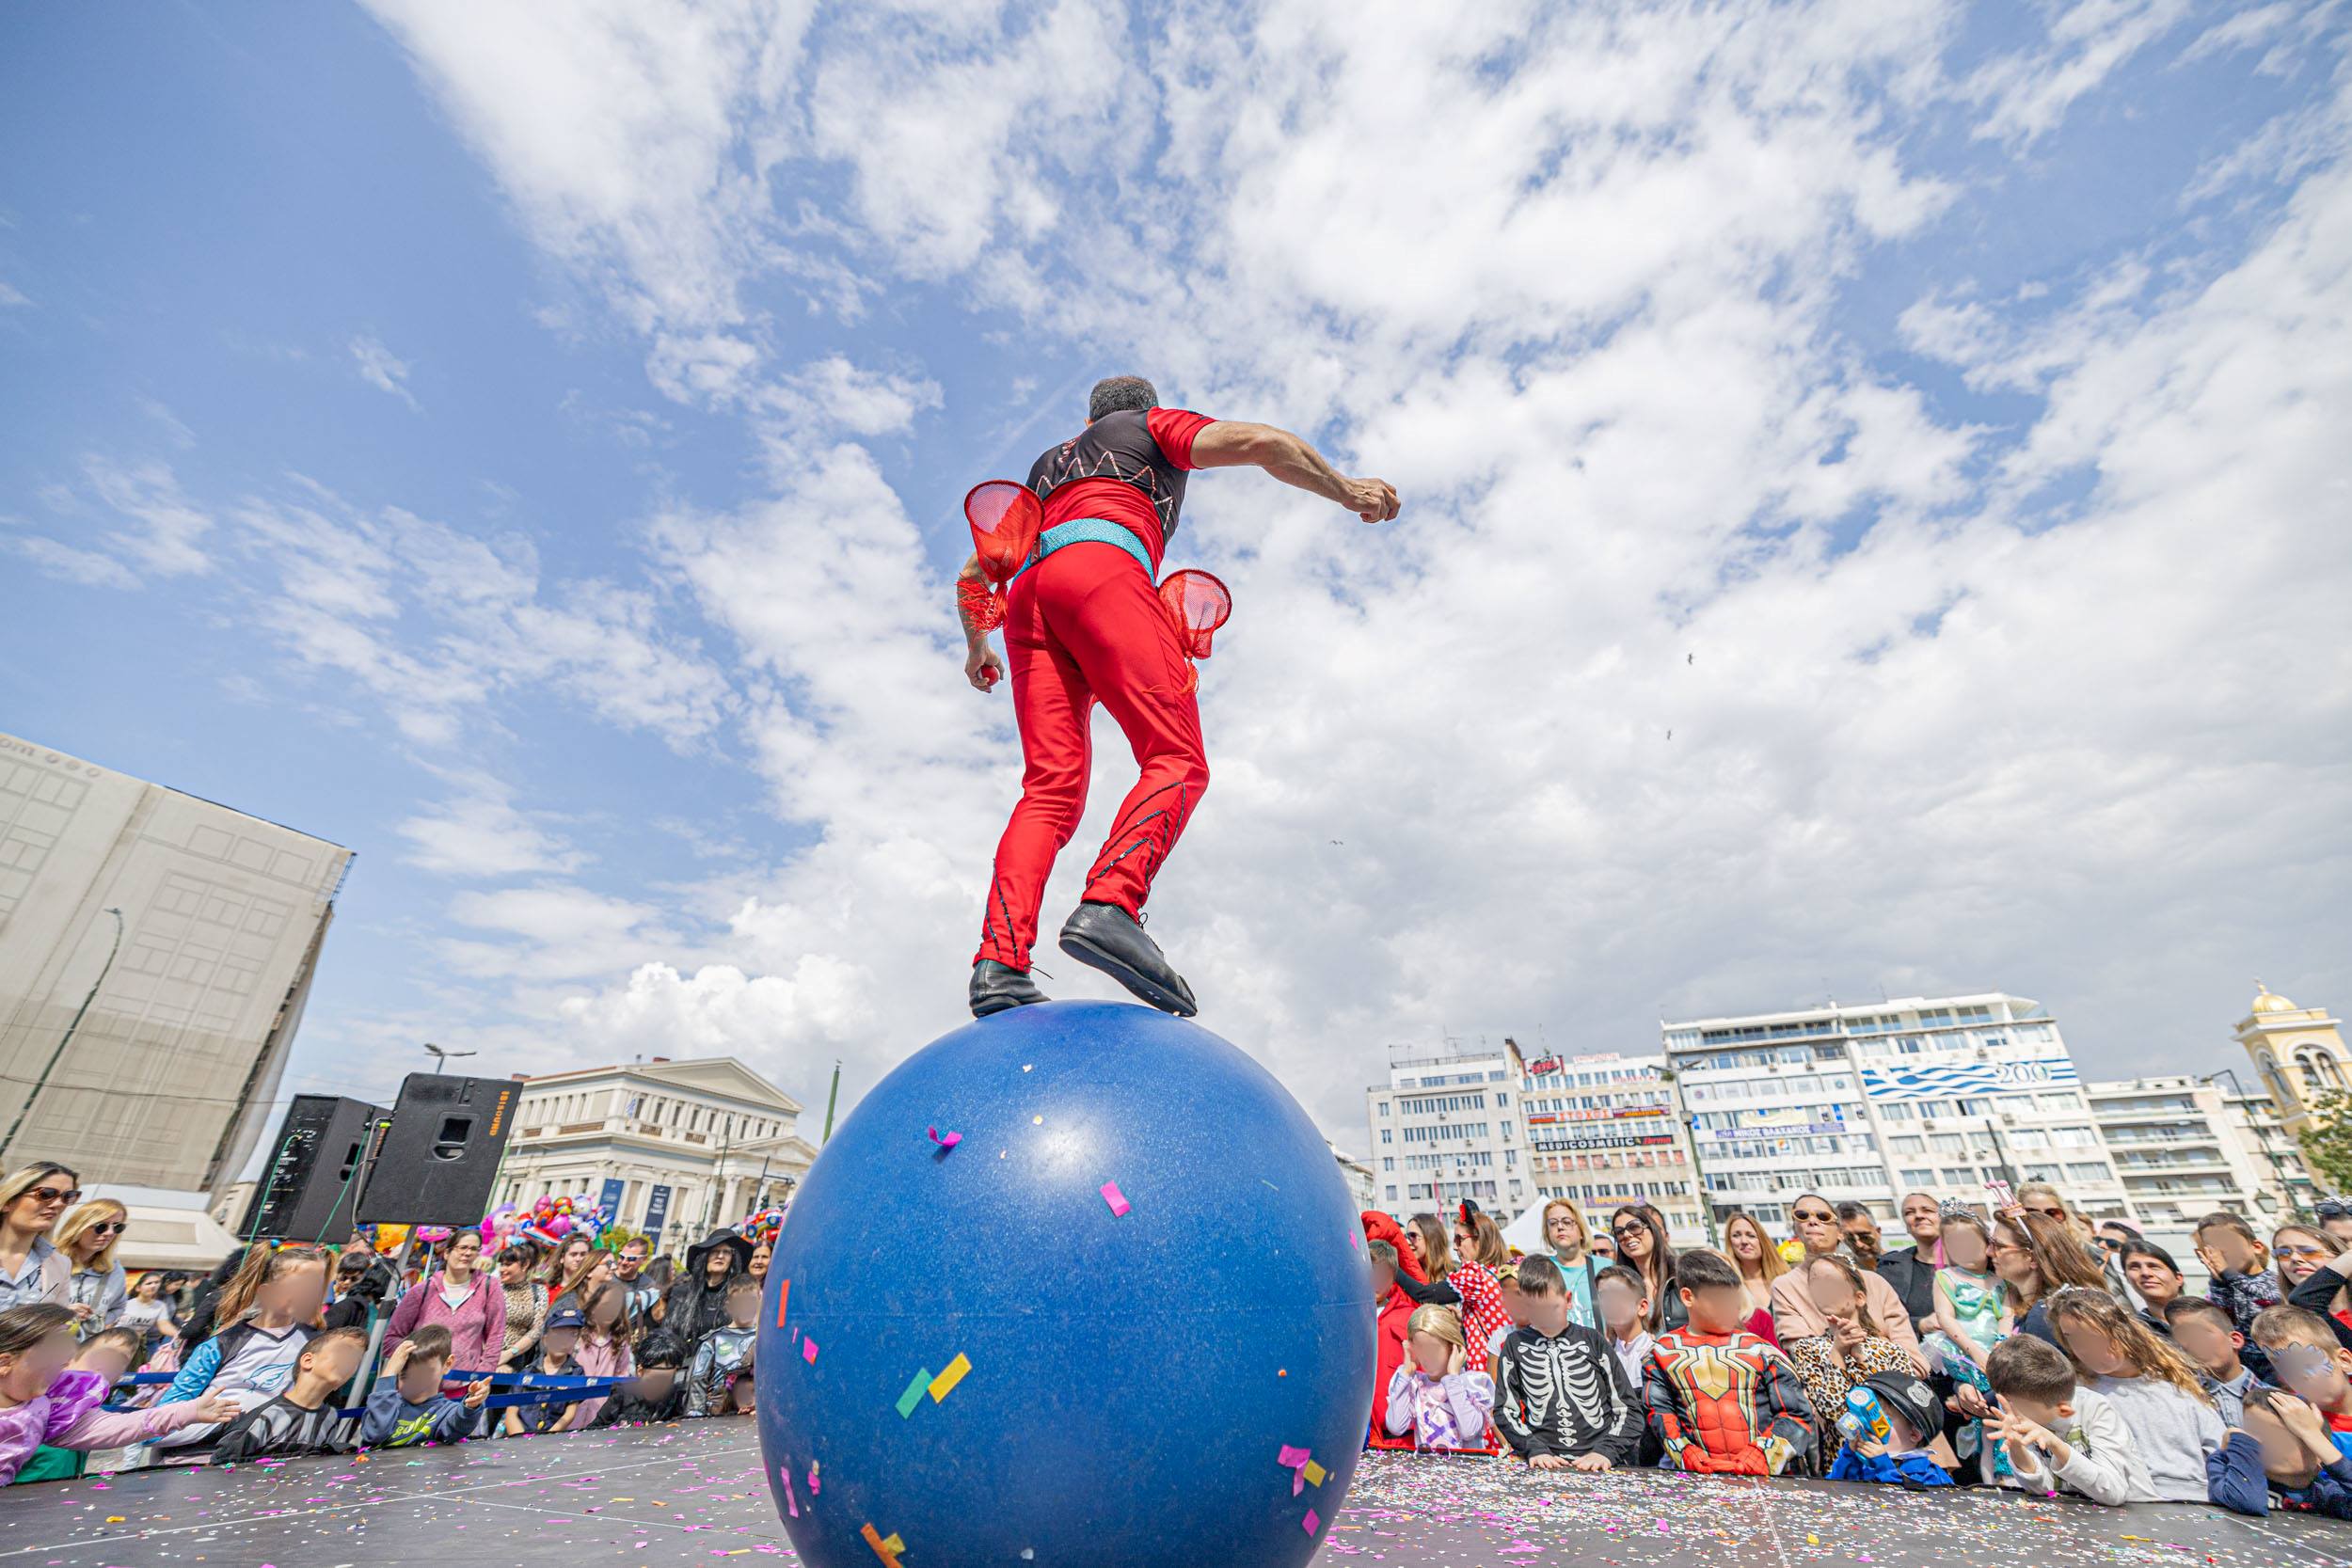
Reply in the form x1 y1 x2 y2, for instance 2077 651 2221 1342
1826 1373 1956 1489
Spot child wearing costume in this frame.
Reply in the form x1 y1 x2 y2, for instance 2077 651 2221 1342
1382 1305 1495 1451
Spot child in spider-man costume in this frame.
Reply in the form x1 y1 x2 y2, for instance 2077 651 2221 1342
955 375 1398 1020
1643 1249 1819 1475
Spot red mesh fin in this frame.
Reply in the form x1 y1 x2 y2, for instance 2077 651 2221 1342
957 575 1006 635
1158 569 1232 658
964 480 1042 588
1154 568 1231 697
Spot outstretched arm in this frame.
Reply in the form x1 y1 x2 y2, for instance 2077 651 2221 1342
1187 421 1399 523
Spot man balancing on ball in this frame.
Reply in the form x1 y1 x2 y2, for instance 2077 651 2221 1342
957 375 1399 1020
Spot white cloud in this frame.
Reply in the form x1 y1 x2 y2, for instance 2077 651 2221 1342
350 332 421 409
2 531 138 590
85 457 214 578
0 279 28 308
397 774 587 878
1966 0 2192 145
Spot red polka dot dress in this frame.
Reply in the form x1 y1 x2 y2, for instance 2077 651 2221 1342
1451 1261 1512 1374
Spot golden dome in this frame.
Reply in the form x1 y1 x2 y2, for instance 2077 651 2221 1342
2252 981 2296 1015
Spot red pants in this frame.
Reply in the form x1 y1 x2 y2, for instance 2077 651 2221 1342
976 541 1209 971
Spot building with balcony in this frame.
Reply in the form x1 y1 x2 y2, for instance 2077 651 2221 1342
1519 1051 1708 1246
495 1056 818 1255
1365 1037 1534 1218
2085 1075 2290 1230
1662 992 2129 1230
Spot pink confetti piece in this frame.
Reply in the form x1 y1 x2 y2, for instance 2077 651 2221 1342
1303 1509 1320 1536
803 1338 819 1364
1277 1444 1311 1468
1100 1180 1130 1217
782 1467 799 1518
808 1461 820 1495
928 1126 961 1150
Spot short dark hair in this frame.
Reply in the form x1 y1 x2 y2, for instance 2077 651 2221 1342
2163 1296 2234 1333
1835 1202 1873 1225
404 1324 454 1366
1987 1333 2076 1402
1595 1263 1647 1297
1088 375 1159 421
725 1275 761 1301
2119 1238 2183 1276
1674 1249 1740 1293
2251 1303 2339 1350
497 1244 532 1267
307 1325 369 1360
1366 1239 1398 1267
1514 1255 1565 1297
79 1326 144 1365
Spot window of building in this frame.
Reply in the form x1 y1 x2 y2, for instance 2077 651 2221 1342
2064 1162 2112 1183
1899 1167 1935 1189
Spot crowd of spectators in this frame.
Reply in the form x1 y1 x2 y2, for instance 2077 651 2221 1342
1365 1184 2352 1520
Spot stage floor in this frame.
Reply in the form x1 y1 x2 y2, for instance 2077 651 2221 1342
1 1426 2346 1567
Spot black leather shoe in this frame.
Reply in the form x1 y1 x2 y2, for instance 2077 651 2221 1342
1057 901 1198 1016
969 959 1049 1019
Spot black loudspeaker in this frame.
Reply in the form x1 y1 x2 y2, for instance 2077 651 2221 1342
357 1073 517 1226
240 1095 389 1243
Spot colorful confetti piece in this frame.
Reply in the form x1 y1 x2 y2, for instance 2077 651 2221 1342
929 1352 971 1402
1301 1459 1327 1486
928 1125 961 1150
803 1337 819 1364
1303 1508 1321 1535
1101 1180 1131 1216
775 1276 791 1331
896 1369 934 1418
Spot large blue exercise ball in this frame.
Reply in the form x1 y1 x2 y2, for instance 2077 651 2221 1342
757 1000 1374 1567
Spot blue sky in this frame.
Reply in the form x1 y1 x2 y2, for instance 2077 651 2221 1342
4 1 2348 1147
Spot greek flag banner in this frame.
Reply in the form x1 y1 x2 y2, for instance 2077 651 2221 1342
1859 1055 2078 1101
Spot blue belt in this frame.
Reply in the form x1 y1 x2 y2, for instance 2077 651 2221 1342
1010 518 1153 584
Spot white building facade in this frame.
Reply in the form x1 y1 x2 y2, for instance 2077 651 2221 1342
2086 1073 2317 1230
496 1056 818 1255
1521 1051 1708 1246
0 733 348 1193
1365 1037 1534 1218
1663 993 2129 1230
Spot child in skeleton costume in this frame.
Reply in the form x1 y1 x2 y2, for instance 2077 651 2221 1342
1382 1305 1497 1451
1491 1256 1644 1469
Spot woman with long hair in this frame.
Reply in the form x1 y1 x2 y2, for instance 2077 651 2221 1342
1537 1197 1602 1330
1720 1210 1785 1342
2044 1286 2223 1501
1768 1194 1924 1370
55 1199 128 1334
1609 1205 1680 1333
568 1279 637 1428
495 1244 550 1370
2277 1222 2352 1353
383 1227 503 1375
1785 1254 1921 1467
551 1245 613 1317
154 1244 328 1448
542 1234 594 1293
1405 1214 1454 1283
0 1164 78 1313
1446 1205 1512 1372
1994 1211 2106 1345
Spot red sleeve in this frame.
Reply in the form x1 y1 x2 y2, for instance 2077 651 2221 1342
1146 407 1216 470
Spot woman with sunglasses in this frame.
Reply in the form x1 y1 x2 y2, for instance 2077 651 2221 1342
55 1199 129 1334
1768 1193 1925 1371
2280 1223 2352 1354
1608 1205 1683 1333
0 1164 79 1312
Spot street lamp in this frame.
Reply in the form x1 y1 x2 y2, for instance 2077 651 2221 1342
422 1043 477 1074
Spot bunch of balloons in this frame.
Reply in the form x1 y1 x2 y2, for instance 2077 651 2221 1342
737 1206 787 1246
414 1225 454 1245
484 1193 614 1250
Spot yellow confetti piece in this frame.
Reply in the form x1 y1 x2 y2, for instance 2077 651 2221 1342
106 1517 124 1523
930 1353 971 1402
1301 1461 1326 1486
882 1535 905 1554
1806 1535 1820 1546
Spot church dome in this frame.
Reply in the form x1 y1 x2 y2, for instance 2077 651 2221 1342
2252 982 2296 1015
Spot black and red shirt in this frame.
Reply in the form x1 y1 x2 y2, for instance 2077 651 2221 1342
1025 407 1216 571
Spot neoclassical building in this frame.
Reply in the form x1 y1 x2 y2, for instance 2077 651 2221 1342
2236 983 2349 1137
495 1055 818 1255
